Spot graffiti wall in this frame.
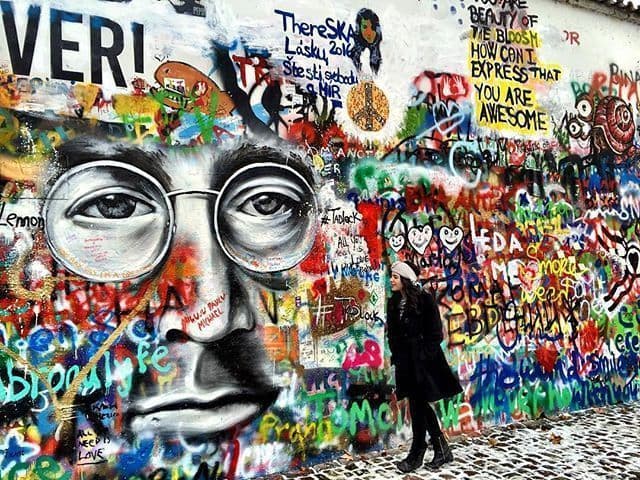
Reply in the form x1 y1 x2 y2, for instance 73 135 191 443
0 0 639 477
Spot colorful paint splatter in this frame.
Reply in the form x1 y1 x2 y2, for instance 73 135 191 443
0 0 638 478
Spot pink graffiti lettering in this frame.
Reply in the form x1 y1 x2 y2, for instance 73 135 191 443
342 339 382 370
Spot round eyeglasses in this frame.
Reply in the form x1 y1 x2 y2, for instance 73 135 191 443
43 160 318 282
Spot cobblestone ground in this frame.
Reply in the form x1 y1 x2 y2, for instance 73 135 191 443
256 403 640 480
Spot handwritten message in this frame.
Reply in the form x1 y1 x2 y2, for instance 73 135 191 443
467 0 562 135
275 9 358 106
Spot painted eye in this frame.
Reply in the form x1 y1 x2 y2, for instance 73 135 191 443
568 119 582 137
620 108 631 123
576 98 592 120
44 161 173 282
69 190 154 219
214 163 318 273
241 192 295 217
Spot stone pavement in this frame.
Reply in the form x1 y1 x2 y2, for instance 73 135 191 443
257 402 640 480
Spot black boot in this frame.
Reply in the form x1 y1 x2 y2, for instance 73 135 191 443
397 443 427 473
426 434 453 469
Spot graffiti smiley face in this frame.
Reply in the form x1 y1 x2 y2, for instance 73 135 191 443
407 224 433 255
389 234 405 252
438 226 464 253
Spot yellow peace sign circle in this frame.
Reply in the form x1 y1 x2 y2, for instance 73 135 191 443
347 81 389 132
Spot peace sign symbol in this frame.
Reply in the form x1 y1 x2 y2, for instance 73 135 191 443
347 81 389 132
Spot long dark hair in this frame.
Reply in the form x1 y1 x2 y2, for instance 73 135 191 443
349 8 383 74
399 276 421 314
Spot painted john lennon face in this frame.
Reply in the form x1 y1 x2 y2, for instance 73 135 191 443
390 272 403 292
43 138 318 438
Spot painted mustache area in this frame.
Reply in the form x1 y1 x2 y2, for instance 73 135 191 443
124 328 280 438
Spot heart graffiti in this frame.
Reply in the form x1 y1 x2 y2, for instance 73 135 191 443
408 225 433 254
432 100 466 136
439 226 464 252
389 234 405 252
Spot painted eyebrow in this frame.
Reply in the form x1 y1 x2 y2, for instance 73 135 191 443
212 144 315 191
56 138 171 189
55 138 315 192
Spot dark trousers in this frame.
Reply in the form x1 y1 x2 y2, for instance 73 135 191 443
409 395 442 449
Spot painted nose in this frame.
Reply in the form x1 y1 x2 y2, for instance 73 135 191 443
156 195 253 343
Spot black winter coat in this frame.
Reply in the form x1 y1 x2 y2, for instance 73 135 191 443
387 289 462 402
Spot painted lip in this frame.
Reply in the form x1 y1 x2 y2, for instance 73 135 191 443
125 387 279 432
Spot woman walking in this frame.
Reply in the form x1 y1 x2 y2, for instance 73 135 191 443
387 261 462 473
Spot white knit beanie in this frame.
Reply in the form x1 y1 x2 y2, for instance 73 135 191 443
391 261 417 282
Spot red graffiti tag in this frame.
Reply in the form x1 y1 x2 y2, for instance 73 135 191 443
356 202 383 269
